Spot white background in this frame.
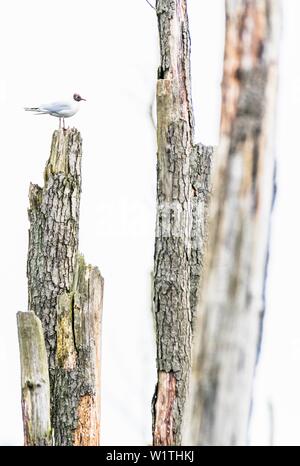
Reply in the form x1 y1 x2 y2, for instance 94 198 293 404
0 0 299 446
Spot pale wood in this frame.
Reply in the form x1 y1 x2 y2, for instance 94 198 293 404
25 128 103 445
185 0 280 446
53 254 103 446
17 311 51 446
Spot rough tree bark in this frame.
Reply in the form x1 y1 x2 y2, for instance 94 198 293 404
17 311 51 446
186 0 280 446
19 128 103 446
152 0 213 446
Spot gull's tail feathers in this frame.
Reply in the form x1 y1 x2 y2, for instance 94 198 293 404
24 107 48 115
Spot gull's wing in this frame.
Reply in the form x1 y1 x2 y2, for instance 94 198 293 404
38 100 72 114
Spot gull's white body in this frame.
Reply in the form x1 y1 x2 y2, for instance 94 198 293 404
24 93 86 128
31 99 80 118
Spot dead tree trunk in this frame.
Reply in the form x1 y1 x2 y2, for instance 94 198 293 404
17 311 51 446
18 128 103 446
152 0 213 446
186 0 280 446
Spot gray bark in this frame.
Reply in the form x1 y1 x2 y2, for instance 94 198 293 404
185 0 280 446
25 128 103 445
152 0 212 445
53 254 103 446
17 311 51 446
27 129 82 381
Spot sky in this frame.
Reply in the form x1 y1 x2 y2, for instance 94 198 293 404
0 0 299 446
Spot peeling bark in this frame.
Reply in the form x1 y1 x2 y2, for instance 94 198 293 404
53 255 103 446
186 0 280 446
25 128 103 445
152 0 213 445
17 311 51 446
153 372 176 446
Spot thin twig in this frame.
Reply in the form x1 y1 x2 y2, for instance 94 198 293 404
145 0 156 11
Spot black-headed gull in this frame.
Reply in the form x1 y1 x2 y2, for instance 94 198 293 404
24 93 86 129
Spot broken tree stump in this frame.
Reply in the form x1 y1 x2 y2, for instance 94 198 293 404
18 128 103 446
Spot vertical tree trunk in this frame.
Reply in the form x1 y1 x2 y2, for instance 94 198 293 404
27 129 82 385
22 128 103 446
17 312 51 446
152 0 212 446
186 0 280 446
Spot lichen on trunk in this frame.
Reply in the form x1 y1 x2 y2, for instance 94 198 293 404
17 311 51 446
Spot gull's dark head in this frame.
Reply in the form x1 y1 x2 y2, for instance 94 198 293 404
73 93 86 102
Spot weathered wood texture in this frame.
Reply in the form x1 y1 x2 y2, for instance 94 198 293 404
186 0 280 446
152 0 213 445
27 129 82 381
17 311 51 446
26 128 103 445
190 144 213 323
53 254 103 446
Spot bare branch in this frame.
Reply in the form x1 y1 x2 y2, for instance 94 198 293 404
145 0 156 11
